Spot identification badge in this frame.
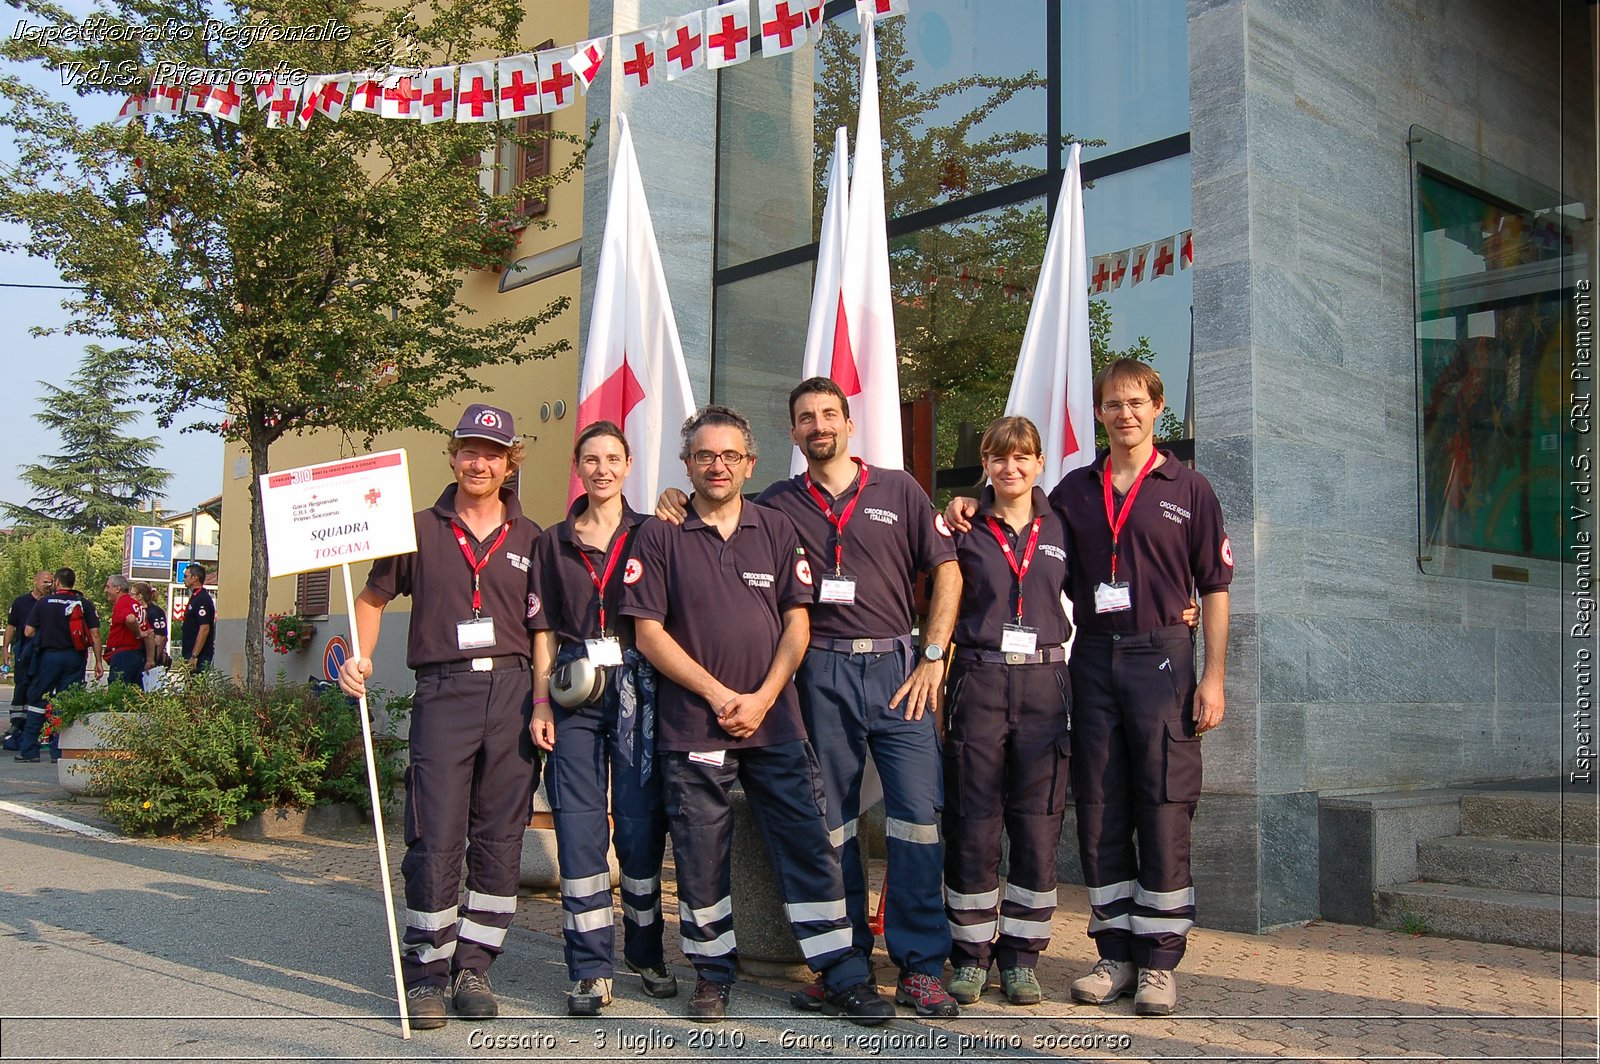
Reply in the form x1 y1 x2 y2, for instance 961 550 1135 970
687 749 727 767
818 575 858 605
1001 624 1038 655
585 637 623 667
456 617 497 650
1094 582 1133 614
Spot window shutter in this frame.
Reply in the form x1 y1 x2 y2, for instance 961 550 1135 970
296 569 332 618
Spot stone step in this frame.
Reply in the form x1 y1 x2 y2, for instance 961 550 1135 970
1460 791 1598 845
1417 835 1599 897
1375 881 1597 956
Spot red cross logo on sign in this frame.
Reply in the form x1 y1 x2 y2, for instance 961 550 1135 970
365 488 382 508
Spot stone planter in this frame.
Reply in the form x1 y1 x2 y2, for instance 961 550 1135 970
56 711 131 796
232 803 364 839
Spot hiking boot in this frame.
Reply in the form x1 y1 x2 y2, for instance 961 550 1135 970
687 977 731 1022
788 973 826 1012
625 959 679 999
1071 957 1137 1005
404 983 447 1030
566 977 613 1016
1134 968 1177 1016
451 968 497 1018
895 971 959 1017
1001 965 1042 1005
947 965 989 1005
821 981 894 1027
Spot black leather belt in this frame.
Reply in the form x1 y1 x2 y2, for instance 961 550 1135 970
809 635 909 655
417 655 529 677
955 645 1068 666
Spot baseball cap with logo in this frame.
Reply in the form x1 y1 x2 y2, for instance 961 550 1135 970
453 403 517 446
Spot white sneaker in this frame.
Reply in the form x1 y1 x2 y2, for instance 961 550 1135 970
567 976 613 1016
1070 958 1137 1004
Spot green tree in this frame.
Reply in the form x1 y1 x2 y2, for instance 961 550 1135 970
4 346 171 535
0 524 126 634
2 0 584 690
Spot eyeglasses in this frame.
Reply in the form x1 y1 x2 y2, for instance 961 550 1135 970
1100 398 1151 415
690 450 750 468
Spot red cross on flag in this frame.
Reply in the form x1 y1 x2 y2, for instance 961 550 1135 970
704 1 753 70
574 113 697 512
536 51 577 114
1151 234 1176 278
309 74 350 122
114 93 147 125
266 82 302 129
146 81 183 114
1108 248 1129 289
1128 243 1151 286
759 0 808 57
454 62 498 122
618 30 659 94
251 79 276 112
199 81 243 124
568 37 607 93
663 11 705 80
348 71 384 115
1179 228 1193 269
379 73 420 120
418 67 456 124
1006 142 1096 489
1088 253 1112 294
185 83 214 114
856 0 910 20
296 82 319 128
496 55 542 119
794 126 850 475
804 1 828 42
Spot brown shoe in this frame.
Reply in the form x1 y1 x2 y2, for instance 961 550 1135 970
404 984 447 1030
687 977 731 1022
1134 968 1178 1015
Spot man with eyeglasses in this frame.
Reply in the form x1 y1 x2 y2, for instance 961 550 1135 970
623 404 893 1026
945 358 1232 1015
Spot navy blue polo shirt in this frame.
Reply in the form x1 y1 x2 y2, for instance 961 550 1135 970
952 486 1073 650
26 590 99 652
620 502 811 752
181 587 215 661
1048 449 1233 635
528 496 645 646
145 603 168 644
366 484 543 669
756 463 955 640
8 593 39 639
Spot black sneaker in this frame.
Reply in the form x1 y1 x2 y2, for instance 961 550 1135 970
687 977 731 1022
451 968 497 1018
405 983 447 1030
788 973 826 1011
625 959 679 999
821 981 894 1026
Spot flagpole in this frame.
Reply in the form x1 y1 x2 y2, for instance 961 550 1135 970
341 561 411 1039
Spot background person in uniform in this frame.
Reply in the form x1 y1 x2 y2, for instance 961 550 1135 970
527 420 674 1017
17 567 102 763
337 403 541 1030
179 564 215 671
4 570 53 750
132 581 170 688
103 574 147 688
622 404 892 1026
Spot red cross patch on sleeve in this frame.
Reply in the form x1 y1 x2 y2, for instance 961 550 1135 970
623 558 644 585
1221 536 1234 568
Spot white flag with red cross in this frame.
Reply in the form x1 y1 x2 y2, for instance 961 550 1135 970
536 51 578 114
1088 253 1112 295
114 93 146 124
1006 142 1096 489
835 13 903 470
759 0 810 56
857 0 910 21
417 67 456 124
1179 228 1194 269
568 37 607 93
496 55 541 119
307 74 350 122
794 125 851 475
146 82 185 114
348 71 384 115
295 83 319 128
454 62 498 122
1128 243 1152 286
703 1 753 70
1108 248 1129 289
663 11 705 80
1151 234 1177 278
574 113 697 512
804 0 828 42
378 73 420 120
617 31 659 94
265 81 302 129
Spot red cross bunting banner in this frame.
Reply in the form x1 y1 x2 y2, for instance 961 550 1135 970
1129 243 1151 286
265 82 302 129
379 73 419 120
618 30 659 93
309 75 350 122
496 55 542 118
200 82 243 123
704 1 753 70
759 0 809 57
348 71 384 115
1151 234 1177 278
1109 248 1129 288
795 125 850 475
569 37 607 92
418 67 456 124
114 93 146 124
664 10 706 79
1089 253 1112 295
296 83 318 128
184 83 213 114
858 0 910 20
145 82 182 114
455 62 498 122
575 113 697 512
805 0 828 42
537 50 577 113
1179 228 1194 269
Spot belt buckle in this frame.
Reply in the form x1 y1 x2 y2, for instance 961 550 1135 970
1004 651 1026 666
850 638 874 655
470 657 494 672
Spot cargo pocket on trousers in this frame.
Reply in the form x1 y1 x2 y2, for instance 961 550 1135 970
1162 718 1203 804
403 764 421 846
943 740 965 819
1047 734 1071 814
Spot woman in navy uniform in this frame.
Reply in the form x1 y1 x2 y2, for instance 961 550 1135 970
529 421 673 1017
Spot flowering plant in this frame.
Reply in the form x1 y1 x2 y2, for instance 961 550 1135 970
266 611 316 655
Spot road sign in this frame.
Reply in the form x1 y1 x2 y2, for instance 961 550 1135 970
323 635 349 682
126 526 175 582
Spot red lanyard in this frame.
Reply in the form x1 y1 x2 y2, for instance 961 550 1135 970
453 521 511 617
985 515 1042 623
804 458 869 574
1101 449 1160 583
574 530 628 636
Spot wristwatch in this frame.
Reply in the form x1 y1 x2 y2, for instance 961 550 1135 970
920 643 944 664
